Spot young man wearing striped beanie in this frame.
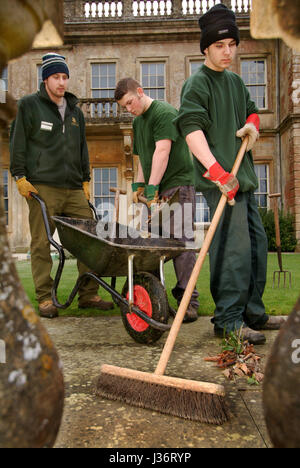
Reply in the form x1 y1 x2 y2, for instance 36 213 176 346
10 52 114 317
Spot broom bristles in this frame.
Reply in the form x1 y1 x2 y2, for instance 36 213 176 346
96 365 230 425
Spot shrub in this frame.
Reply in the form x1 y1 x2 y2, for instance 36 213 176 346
259 208 298 252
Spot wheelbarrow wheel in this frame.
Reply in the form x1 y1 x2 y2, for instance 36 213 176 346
120 272 169 344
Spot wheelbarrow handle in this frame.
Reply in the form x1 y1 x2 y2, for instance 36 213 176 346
30 192 62 253
88 201 99 220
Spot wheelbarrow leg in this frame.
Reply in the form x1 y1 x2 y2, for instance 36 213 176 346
128 254 135 309
159 255 166 288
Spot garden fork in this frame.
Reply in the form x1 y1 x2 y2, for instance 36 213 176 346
269 193 292 288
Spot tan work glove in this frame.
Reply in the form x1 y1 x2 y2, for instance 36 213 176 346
83 181 90 201
16 177 38 199
132 182 145 204
236 113 260 151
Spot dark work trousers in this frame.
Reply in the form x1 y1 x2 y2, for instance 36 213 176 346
160 185 199 309
27 184 99 304
202 189 268 333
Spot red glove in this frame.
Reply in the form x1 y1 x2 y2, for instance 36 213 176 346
236 113 260 151
203 161 239 203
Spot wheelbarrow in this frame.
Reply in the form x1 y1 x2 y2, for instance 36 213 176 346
31 193 198 344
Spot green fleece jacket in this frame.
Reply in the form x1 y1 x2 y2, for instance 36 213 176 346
10 83 90 189
175 65 259 192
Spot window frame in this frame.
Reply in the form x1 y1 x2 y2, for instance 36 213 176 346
254 162 270 210
239 55 270 112
2 169 11 230
136 57 169 102
91 166 119 221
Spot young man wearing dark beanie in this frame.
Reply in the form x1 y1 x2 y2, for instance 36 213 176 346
10 52 113 317
175 4 287 344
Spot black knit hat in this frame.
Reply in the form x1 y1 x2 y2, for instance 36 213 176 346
199 3 240 54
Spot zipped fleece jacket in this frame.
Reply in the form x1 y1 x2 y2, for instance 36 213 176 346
10 83 90 189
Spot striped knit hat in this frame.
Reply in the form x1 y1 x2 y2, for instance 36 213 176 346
41 53 69 80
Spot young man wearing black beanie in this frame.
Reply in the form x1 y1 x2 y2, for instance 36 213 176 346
10 52 114 317
175 4 287 344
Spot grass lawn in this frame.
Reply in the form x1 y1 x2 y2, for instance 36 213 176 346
16 252 300 317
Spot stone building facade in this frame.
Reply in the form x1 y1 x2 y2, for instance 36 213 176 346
1 0 300 251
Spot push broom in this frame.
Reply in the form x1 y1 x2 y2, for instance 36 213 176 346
96 137 249 425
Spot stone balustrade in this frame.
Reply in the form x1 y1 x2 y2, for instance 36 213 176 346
64 0 251 22
78 97 133 123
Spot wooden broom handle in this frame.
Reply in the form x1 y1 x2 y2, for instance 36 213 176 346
155 136 249 376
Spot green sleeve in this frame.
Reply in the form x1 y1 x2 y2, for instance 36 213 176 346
132 119 138 155
9 99 32 177
175 81 212 139
152 110 178 142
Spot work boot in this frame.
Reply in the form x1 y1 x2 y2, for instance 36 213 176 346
39 300 58 319
168 305 198 323
184 306 198 323
214 326 266 345
240 327 266 345
79 295 114 310
256 315 288 330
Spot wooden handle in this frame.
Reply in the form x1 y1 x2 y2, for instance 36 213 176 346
272 196 281 248
110 187 127 195
154 136 249 376
137 194 148 205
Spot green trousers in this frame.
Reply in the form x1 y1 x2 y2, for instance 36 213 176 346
202 189 268 333
27 184 99 304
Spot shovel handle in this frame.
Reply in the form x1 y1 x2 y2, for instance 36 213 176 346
154 136 249 376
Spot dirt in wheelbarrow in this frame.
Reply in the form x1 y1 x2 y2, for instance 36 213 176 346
41 315 277 448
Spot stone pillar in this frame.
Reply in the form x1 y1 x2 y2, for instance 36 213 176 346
0 0 65 448
120 125 134 223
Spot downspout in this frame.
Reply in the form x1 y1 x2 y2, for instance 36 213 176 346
275 38 283 210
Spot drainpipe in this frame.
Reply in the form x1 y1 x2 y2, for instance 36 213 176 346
276 39 283 210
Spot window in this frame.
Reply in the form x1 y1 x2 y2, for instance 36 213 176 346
3 170 9 226
190 60 203 75
141 62 165 100
254 164 269 209
195 193 210 223
241 59 267 110
91 63 117 117
37 64 43 89
93 167 118 220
